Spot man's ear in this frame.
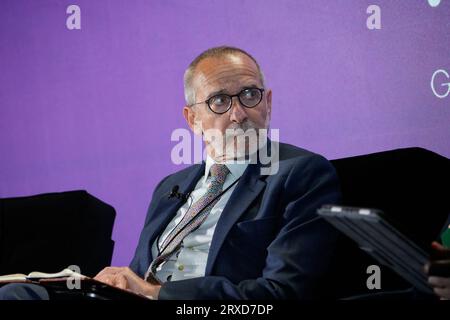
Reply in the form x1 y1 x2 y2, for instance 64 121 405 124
265 89 272 119
183 105 202 135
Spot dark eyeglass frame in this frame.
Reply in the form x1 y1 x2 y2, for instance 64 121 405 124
189 87 265 115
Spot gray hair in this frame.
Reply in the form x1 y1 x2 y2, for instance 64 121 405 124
183 46 265 106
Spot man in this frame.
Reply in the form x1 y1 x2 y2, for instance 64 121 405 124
93 46 341 299
0 46 341 300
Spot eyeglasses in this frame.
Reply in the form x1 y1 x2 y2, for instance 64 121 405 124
189 87 265 115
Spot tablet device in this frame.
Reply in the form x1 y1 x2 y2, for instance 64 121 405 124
317 205 433 294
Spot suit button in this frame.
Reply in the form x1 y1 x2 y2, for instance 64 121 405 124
178 264 184 271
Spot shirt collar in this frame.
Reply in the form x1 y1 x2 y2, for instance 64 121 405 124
203 155 249 183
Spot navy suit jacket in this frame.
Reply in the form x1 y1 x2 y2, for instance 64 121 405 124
129 142 341 299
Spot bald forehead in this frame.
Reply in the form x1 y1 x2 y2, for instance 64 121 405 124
192 53 263 98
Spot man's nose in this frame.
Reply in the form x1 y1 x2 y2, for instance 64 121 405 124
229 97 248 124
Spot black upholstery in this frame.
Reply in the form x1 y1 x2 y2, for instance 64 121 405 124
327 147 450 298
0 190 115 277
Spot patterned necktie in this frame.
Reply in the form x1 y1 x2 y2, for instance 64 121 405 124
145 163 230 284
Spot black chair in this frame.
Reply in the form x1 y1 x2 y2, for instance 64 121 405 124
326 147 450 299
0 190 115 277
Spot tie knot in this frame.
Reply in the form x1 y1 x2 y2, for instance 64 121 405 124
209 164 230 183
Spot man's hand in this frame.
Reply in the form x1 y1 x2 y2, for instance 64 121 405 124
425 241 450 300
94 267 161 299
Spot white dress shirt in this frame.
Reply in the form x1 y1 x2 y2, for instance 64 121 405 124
150 156 248 283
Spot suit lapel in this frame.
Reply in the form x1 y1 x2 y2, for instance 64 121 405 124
143 163 205 265
205 163 266 275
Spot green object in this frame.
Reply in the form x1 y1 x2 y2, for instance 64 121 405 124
441 226 450 248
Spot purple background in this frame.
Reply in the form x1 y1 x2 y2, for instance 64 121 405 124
1 0 449 267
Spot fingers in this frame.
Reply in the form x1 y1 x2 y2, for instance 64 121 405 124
430 242 450 260
113 274 129 290
427 242 450 299
95 273 129 290
428 275 450 299
94 267 132 290
429 276 450 288
95 274 115 286
424 262 430 274
94 266 125 279
432 241 445 250
92 266 156 296
433 287 450 300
